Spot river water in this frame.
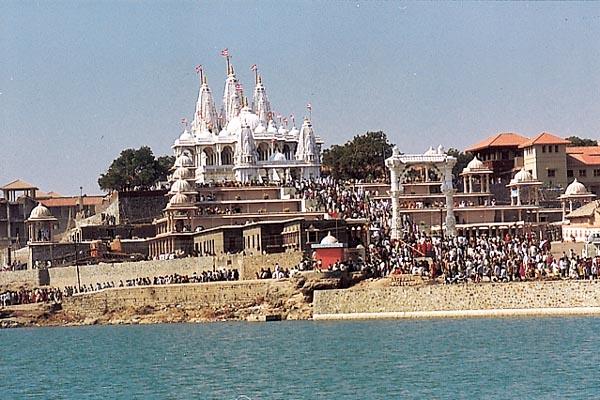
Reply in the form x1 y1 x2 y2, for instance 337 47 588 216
1 318 599 399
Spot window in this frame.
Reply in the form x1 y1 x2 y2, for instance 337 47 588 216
549 146 553 153
542 145 546 153
579 169 587 177
567 170 573 178
547 169 556 178
594 169 600 177
555 145 559 153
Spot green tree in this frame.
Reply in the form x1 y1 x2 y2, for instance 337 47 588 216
98 146 174 192
566 136 597 147
322 131 393 181
447 148 474 184
157 155 176 181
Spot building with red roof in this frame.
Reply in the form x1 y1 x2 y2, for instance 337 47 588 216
465 132 529 182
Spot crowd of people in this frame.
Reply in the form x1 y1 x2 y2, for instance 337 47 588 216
257 263 290 279
286 178 597 285
1 261 27 272
0 287 62 307
365 227 600 284
63 269 241 297
293 178 375 219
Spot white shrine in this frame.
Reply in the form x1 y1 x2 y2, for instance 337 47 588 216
171 54 322 184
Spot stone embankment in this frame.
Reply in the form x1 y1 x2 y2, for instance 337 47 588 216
313 280 600 320
0 271 348 328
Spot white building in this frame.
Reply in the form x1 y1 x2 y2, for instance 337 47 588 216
171 58 323 184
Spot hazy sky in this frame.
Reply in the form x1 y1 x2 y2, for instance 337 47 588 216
2 1 600 195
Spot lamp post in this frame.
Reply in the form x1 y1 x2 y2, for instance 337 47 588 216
75 235 81 291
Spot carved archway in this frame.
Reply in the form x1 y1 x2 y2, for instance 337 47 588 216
221 146 233 165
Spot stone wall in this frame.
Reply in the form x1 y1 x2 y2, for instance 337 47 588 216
47 257 215 289
62 279 293 319
0 251 303 288
314 281 600 317
238 252 303 280
0 269 47 288
117 190 168 224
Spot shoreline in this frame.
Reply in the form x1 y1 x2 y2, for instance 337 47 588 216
5 305 600 329
313 307 600 321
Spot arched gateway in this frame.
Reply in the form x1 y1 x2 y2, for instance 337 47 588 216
385 146 457 239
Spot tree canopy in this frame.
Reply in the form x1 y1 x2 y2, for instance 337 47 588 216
321 131 393 181
566 136 597 147
98 146 175 192
447 148 474 184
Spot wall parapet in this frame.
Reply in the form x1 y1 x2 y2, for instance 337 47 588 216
314 281 600 318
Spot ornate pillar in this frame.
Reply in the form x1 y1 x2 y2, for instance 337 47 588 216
441 157 457 237
463 176 467 194
385 148 404 240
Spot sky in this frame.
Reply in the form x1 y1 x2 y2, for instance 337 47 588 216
2 1 600 195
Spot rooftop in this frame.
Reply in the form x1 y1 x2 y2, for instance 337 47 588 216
566 146 600 166
567 200 600 219
518 132 571 148
465 132 529 152
1 179 39 191
39 196 105 208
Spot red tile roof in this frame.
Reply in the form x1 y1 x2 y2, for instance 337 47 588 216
566 146 600 166
39 196 105 208
518 132 571 148
465 132 529 152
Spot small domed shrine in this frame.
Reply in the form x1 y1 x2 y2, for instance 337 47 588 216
26 203 57 243
559 179 595 221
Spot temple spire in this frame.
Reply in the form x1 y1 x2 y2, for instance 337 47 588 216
191 72 219 134
252 73 272 125
222 57 241 124
251 64 258 85
295 118 318 162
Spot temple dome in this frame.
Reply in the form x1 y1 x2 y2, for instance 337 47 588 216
173 167 194 180
320 232 338 245
29 203 54 220
565 178 589 196
513 168 534 183
288 126 299 137
178 129 193 142
267 120 277 134
170 178 193 193
466 156 485 170
169 192 189 205
226 106 260 134
254 122 266 134
174 153 194 168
